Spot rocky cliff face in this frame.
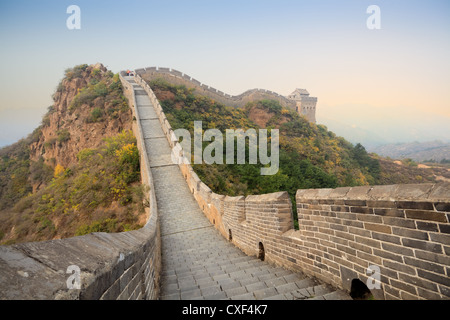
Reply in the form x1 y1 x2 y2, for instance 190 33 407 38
29 63 132 171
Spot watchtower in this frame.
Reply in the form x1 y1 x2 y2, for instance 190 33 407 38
287 88 317 123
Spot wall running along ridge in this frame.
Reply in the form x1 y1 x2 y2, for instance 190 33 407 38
133 71 450 300
0 74 161 300
135 67 298 110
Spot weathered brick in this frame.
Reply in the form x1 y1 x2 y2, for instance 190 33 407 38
372 232 401 244
415 249 450 265
318 199 335 205
383 260 416 275
439 285 450 298
400 291 420 300
379 265 399 280
389 279 417 295
364 223 391 234
329 235 348 246
429 232 450 245
382 216 416 229
439 224 450 234
405 210 447 223
336 212 356 220
373 208 404 217
382 242 414 257
349 241 373 254
418 269 450 287
354 235 381 249
318 227 334 235
367 200 397 208
350 206 372 214
329 223 348 232
373 248 403 263
356 251 382 265
416 221 439 232
341 219 364 228
417 287 445 300
344 200 367 207
434 202 450 212
336 244 356 256
348 226 371 238
445 246 450 256
397 201 434 210
357 214 383 223
392 227 429 240
384 285 400 299
334 230 355 242
403 257 445 274
331 205 350 212
402 238 442 254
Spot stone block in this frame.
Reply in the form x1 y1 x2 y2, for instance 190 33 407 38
401 238 442 253
405 210 447 223
364 222 391 234
427 183 450 201
392 227 429 240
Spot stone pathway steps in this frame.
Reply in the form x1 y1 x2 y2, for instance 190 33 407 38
125 77 352 300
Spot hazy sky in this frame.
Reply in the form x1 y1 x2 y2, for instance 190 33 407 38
1 0 449 147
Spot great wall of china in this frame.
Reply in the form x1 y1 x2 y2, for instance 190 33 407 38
0 69 448 300
135 67 317 123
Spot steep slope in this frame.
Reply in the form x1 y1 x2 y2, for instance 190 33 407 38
0 64 147 245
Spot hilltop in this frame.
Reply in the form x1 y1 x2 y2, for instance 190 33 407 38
0 64 147 244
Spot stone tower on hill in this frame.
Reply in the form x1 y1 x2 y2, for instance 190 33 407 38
287 88 317 123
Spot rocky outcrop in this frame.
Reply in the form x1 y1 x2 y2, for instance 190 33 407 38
29 63 132 170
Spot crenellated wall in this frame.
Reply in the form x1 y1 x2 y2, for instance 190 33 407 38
0 75 162 300
134 71 450 300
135 67 297 111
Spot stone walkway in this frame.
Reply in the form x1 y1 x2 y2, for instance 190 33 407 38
125 77 352 300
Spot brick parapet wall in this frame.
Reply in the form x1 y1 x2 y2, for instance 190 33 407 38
0 75 162 300
294 184 450 300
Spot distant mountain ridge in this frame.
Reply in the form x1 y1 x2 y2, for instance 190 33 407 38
370 141 450 162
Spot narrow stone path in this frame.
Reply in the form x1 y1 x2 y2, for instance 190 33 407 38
124 77 352 300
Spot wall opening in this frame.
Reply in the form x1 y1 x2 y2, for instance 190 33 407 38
350 279 374 300
258 242 265 261
228 229 232 242
213 219 215 225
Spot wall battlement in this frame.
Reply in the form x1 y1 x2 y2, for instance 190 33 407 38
134 71 450 300
135 67 317 123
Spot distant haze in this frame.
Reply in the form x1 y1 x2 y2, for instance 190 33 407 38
318 103 450 149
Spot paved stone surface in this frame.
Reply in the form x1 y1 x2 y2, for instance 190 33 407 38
125 77 351 300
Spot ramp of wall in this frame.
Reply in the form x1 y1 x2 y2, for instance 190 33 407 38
134 72 450 300
0 75 161 300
